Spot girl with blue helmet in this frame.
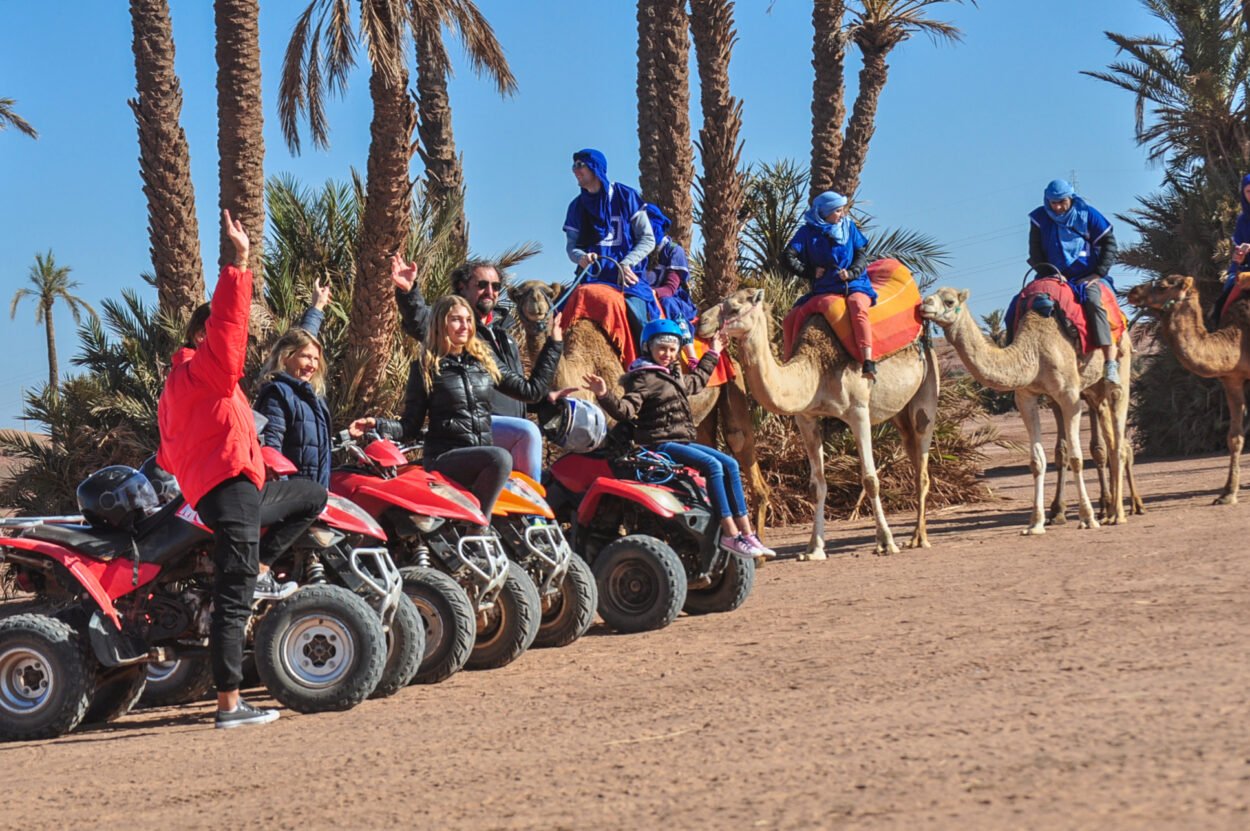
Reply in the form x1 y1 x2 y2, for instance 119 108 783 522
584 319 775 560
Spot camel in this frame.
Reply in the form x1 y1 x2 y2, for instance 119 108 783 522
698 288 940 560
920 287 1134 534
1126 274 1250 504
1049 399 1145 524
508 280 770 531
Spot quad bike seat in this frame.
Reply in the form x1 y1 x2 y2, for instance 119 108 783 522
22 523 136 562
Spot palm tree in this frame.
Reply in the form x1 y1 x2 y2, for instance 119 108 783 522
0 97 38 139
130 0 205 321
215 0 266 282
833 0 971 198
690 0 746 301
637 0 695 248
281 0 414 411
9 252 97 398
413 0 516 255
809 0 847 199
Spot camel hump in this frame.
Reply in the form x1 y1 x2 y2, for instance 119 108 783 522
782 259 922 362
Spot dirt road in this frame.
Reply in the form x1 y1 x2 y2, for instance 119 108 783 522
2 446 1248 830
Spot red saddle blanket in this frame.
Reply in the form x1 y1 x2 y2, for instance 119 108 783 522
1221 273 1250 324
781 258 922 362
559 283 733 386
1011 277 1126 352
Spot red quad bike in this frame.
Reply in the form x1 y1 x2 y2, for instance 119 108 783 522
543 446 756 633
331 433 540 683
0 466 392 742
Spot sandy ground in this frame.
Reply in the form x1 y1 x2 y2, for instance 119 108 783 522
2 421 1249 830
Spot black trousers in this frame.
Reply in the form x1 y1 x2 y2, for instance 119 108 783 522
429 446 512 520
195 476 327 692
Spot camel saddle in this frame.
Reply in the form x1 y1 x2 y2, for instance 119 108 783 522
1006 276 1126 353
1219 272 1250 325
782 258 923 362
559 283 734 386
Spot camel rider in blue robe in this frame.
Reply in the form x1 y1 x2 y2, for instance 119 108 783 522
1028 179 1120 384
564 149 658 345
1213 172 1250 326
642 203 700 365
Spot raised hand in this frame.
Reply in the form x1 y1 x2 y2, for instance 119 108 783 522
550 310 565 342
547 386 578 403
223 209 249 267
391 253 418 292
710 329 727 353
347 417 377 438
313 277 332 310
584 373 608 397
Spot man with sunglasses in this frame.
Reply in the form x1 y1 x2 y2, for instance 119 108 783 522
391 256 555 479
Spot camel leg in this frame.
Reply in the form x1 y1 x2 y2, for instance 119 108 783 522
1125 442 1145 515
1059 397 1100 529
1097 396 1128 525
718 379 770 535
848 406 899 556
1018 392 1048 535
1047 402 1068 525
795 414 828 561
1089 402 1111 521
897 345 938 549
1214 378 1246 505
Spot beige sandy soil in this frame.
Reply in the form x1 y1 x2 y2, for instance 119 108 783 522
2 428 1248 830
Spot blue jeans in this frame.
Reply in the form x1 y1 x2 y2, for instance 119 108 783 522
491 416 542 480
655 441 747 521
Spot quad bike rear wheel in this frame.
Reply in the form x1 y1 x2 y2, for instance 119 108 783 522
0 614 95 741
140 656 214 708
592 535 687 634
370 592 425 698
683 552 755 615
466 561 541 670
83 665 147 725
534 553 598 648
399 566 475 684
253 585 386 713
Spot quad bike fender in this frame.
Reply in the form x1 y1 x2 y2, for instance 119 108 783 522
576 479 683 526
0 537 160 627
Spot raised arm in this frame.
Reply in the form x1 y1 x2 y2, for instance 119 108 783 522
392 254 431 343
188 209 253 397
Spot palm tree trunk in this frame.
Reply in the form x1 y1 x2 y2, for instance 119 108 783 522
44 308 58 396
639 0 694 249
690 0 745 300
833 42 890 199
129 0 205 321
810 0 847 200
415 15 467 256
352 59 416 412
214 0 266 283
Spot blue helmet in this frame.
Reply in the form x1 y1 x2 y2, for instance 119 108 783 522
640 318 689 350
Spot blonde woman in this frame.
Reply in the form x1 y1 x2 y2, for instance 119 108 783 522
396 294 564 517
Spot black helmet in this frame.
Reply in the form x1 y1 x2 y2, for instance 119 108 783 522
77 466 159 530
139 455 181 505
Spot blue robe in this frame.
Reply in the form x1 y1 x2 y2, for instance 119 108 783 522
786 221 876 304
564 181 660 319
645 237 699 324
1028 199 1113 283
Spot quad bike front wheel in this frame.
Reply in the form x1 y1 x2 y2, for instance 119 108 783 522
370 592 425 698
534 553 598 648
140 656 214 708
253 584 386 713
683 552 756 615
592 535 687 634
466 561 541 670
0 614 95 741
399 566 476 684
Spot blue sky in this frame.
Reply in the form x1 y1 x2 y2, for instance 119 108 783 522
0 0 1162 429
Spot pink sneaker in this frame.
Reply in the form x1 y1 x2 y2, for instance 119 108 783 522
719 534 755 558
744 533 776 560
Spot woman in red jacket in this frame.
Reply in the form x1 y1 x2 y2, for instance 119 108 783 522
156 210 326 729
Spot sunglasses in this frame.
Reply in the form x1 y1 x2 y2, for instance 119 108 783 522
572 160 589 170
476 280 501 293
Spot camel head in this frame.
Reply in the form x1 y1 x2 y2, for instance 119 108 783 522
1126 274 1194 313
507 279 566 334
919 287 971 329
702 288 767 340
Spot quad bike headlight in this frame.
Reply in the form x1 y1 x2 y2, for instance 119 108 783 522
503 477 548 509
411 514 445 533
638 486 687 515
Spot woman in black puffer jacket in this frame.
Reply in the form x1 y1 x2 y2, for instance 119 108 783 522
397 294 563 516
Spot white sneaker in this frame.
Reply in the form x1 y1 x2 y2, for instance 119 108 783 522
253 571 298 601
1104 359 1121 385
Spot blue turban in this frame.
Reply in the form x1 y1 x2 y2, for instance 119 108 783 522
1044 179 1075 203
573 149 612 239
803 191 851 244
645 203 671 247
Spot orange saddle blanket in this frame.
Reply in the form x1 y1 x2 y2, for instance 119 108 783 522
1009 277 1126 353
1221 272 1250 324
781 258 922 362
560 283 734 386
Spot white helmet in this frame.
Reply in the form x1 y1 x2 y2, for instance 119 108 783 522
542 397 608 454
